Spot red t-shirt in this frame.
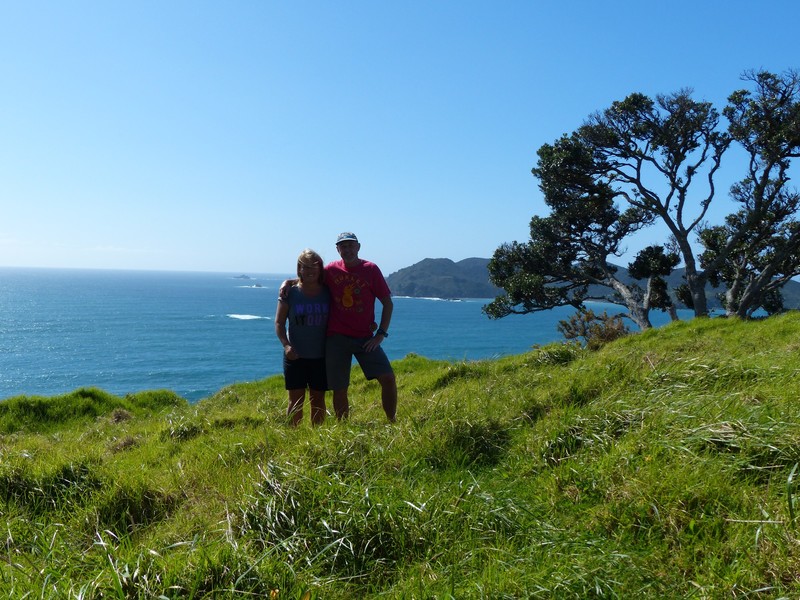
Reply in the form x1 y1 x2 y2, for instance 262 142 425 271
324 259 391 338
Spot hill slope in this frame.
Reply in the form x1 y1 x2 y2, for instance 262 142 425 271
3 314 800 597
386 257 501 298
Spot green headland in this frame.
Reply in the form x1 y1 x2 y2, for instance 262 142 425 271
3 313 800 598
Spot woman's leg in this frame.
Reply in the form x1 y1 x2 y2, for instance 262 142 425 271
287 389 306 426
309 389 327 425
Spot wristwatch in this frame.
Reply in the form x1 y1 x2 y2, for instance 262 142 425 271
376 328 389 337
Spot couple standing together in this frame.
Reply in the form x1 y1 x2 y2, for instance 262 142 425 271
274 232 397 426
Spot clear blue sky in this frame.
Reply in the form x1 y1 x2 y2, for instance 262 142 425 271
1 1 797 275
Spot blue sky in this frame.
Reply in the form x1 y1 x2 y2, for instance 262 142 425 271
1 1 797 276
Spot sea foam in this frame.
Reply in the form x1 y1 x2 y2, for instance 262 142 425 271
227 314 269 320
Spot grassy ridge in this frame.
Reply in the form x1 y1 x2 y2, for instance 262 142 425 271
2 314 800 598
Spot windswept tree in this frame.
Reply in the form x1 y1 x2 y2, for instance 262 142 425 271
484 134 677 330
576 90 730 317
487 70 800 327
485 89 724 329
626 244 681 320
699 70 800 317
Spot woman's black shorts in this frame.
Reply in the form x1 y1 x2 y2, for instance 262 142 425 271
283 356 327 391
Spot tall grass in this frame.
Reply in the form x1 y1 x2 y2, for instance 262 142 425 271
2 314 800 597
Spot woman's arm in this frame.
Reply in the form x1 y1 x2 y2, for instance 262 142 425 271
274 297 298 359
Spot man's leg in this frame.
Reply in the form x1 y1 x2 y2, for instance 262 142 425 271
355 344 397 422
333 388 349 420
326 335 353 420
377 373 397 422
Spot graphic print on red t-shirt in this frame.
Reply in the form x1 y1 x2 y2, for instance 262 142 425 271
325 259 390 338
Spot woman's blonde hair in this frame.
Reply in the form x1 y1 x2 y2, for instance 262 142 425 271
296 249 324 283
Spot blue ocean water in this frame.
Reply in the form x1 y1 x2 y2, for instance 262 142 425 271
0 268 684 402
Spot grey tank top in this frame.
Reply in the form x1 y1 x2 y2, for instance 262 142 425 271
286 285 330 358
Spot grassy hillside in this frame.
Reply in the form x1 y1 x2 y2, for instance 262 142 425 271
3 314 800 598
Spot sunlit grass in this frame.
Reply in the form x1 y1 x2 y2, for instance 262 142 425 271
2 313 800 597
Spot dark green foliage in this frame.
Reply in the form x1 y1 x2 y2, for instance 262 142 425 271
240 462 524 589
125 389 187 411
0 387 185 434
160 416 206 441
0 387 124 434
628 246 680 282
431 361 488 390
242 464 418 582
0 461 103 514
94 483 183 536
558 307 630 349
542 412 643 466
212 415 265 430
427 418 512 468
687 420 800 483
533 341 583 366
627 245 681 314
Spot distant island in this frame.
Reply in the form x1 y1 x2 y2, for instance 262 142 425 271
386 257 800 309
386 258 501 299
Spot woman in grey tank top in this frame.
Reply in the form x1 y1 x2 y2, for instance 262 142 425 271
274 249 330 425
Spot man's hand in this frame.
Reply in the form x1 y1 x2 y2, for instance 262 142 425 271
279 279 297 301
363 333 385 352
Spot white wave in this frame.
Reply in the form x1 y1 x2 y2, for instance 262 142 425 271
397 296 463 302
227 314 270 320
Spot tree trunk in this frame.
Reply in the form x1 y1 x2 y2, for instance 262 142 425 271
609 279 652 330
683 267 709 318
673 232 710 318
667 305 679 321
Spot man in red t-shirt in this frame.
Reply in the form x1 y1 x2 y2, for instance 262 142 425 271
324 232 396 421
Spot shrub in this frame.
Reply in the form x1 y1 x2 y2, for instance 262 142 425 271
558 308 630 349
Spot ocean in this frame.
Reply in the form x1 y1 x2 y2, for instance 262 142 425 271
0 267 684 402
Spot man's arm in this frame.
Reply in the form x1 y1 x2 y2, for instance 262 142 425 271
278 278 298 301
364 295 393 351
279 264 327 300
376 295 393 334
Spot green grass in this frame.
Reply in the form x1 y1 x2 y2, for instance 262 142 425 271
2 314 800 598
